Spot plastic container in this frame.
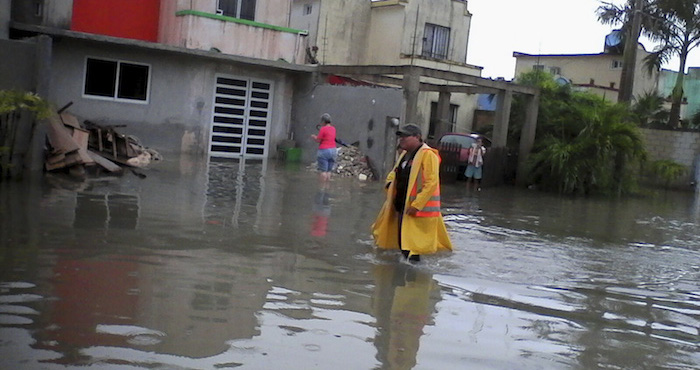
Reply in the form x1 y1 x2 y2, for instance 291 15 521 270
285 147 302 162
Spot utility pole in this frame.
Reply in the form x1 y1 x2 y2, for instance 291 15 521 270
618 0 644 104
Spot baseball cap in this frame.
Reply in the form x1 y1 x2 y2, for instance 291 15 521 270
396 123 422 137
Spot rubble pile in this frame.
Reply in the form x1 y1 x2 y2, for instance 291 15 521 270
44 105 161 178
333 145 375 181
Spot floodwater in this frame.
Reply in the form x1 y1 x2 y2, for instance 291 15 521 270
1 156 698 370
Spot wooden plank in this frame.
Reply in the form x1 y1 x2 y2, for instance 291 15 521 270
60 112 81 129
46 114 80 153
45 160 66 171
70 127 95 165
88 150 123 173
46 152 66 165
71 127 90 148
63 151 83 167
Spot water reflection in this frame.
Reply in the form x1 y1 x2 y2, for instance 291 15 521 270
74 193 139 229
0 155 699 369
311 189 332 237
372 263 439 370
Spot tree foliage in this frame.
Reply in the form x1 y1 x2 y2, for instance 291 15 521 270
648 159 686 187
511 71 647 195
0 90 52 180
643 0 700 128
630 91 670 127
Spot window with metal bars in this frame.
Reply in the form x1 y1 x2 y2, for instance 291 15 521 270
422 23 450 60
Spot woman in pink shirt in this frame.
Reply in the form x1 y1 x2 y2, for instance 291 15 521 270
311 113 337 185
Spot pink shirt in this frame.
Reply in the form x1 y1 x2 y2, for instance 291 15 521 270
317 125 337 149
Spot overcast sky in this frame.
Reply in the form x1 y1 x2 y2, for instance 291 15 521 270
466 0 700 79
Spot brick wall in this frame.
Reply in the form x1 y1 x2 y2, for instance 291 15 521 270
640 128 700 186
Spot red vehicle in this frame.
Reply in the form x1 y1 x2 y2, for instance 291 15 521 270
438 132 491 163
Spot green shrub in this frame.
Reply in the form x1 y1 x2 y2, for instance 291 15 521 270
648 159 686 188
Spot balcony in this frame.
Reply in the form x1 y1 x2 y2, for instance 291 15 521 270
160 9 308 64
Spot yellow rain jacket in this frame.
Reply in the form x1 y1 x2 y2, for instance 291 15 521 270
371 143 453 255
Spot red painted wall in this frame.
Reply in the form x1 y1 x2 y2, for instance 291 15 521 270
71 0 161 42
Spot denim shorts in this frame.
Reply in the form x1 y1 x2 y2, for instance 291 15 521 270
465 164 483 179
317 148 337 172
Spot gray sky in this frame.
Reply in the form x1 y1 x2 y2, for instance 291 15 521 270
466 0 700 79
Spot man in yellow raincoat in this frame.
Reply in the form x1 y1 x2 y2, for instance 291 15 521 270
371 124 452 262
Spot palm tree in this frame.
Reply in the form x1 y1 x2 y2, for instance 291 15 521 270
630 91 670 127
597 0 650 104
516 71 647 195
644 0 700 128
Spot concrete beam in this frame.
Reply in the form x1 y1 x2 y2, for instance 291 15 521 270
420 85 500 95
319 65 410 76
320 64 538 95
417 67 538 95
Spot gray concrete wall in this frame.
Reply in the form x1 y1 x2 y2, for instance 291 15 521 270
48 38 296 156
0 38 36 91
0 0 10 39
640 128 700 187
291 82 403 177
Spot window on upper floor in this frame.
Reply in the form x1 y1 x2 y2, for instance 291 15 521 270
611 60 623 69
304 4 313 15
218 0 256 21
422 23 450 60
549 66 561 75
84 57 150 103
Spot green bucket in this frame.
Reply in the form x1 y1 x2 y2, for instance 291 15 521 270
285 147 302 162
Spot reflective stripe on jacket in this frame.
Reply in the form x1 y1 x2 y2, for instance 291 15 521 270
408 157 442 217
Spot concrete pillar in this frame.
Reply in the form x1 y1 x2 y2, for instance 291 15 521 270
435 91 451 139
492 89 512 148
0 0 9 40
516 93 540 186
28 35 53 174
482 89 512 187
402 67 420 125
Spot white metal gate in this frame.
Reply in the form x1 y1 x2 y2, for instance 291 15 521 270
209 75 273 158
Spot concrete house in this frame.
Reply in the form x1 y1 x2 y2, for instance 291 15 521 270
6 0 314 161
513 43 659 103
289 0 483 141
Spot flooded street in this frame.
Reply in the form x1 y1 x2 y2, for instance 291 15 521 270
1 156 698 369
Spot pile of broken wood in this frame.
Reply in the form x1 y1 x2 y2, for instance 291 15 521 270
45 105 160 177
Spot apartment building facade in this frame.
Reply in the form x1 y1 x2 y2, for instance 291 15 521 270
513 44 659 103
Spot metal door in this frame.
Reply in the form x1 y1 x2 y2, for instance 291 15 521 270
209 75 273 158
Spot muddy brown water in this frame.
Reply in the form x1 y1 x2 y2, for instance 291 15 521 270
1 156 698 369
